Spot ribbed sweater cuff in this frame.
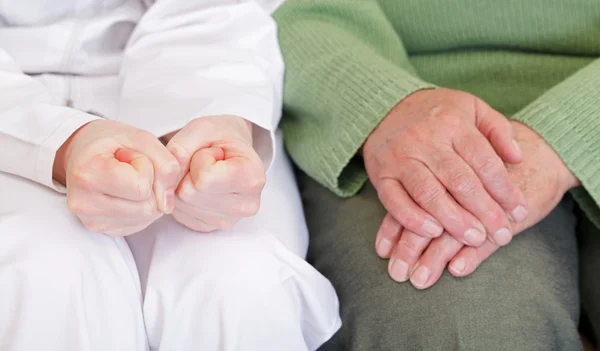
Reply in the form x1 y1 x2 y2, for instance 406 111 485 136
312 67 435 197
512 60 600 227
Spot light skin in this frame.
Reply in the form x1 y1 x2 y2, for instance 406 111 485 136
364 88 528 255
367 88 580 288
53 115 264 236
378 120 580 289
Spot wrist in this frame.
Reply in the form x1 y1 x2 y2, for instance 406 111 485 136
562 167 581 191
52 122 90 186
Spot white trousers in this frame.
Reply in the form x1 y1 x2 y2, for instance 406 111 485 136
0 134 341 351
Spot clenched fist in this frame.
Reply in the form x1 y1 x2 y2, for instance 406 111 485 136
165 115 266 232
53 120 181 237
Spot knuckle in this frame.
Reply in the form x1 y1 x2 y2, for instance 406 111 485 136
167 141 189 161
398 238 420 257
214 217 236 230
142 201 158 217
240 172 266 193
412 182 445 207
67 197 86 215
177 181 196 200
196 222 218 232
449 174 477 197
399 215 420 232
137 180 153 199
481 208 505 226
234 200 260 217
157 159 181 179
478 157 503 180
133 128 155 142
84 220 109 233
70 167 94 190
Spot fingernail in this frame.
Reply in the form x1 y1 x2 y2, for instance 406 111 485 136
449 258 466 274
512 139 522 158
464 228 486 246
389 258 409 282
492 227 512 246
164 189 175 213
376 238 393 257
509 205 528 223
410 264 430 289
423 219 443 237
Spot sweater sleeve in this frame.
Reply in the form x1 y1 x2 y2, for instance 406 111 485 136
273 0 435 197
511 58 600 228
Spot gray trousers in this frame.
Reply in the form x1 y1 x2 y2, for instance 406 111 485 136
298 172 600 351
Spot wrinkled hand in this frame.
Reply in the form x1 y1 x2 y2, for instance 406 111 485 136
54 120 181 237
165 115 265 232
381 121 580 289
366 89 528 251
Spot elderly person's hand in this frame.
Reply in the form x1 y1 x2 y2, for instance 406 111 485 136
381 121 580 288
366 88 528 254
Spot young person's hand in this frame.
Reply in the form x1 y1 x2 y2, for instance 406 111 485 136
53 120 181 237
165 115 266 232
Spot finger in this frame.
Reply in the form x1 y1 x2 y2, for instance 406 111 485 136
188 147 225 177
409 232 464 290
174 197 242 228
377 179 443 238
375 214 403 258
453 128 528 225
429 150 515 246
79 215 159 235
388 229 432 282
176 185 260 217
189 149 265 195
71 153 153 201
120 132 181 214
400 159 487 246
67 190 158 217
448 240 499 277
171 210 219 233
473 99 523 164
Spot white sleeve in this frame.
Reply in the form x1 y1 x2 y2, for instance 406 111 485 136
118 0 285 169
0 50 100 192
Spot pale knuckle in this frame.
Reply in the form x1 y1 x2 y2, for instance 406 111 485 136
449 174 477 196
235 200 260 217
67 197 86 215
194 221 218 232
142 201 158 217
137 180 153 199
412 182 445 206
83 220 109 233
240 172 266 193
70 167 94 190
133 129 155 142
214 217 236 229
178 181 196 200
157 159 181 179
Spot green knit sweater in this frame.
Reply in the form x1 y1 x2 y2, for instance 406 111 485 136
274 0 600 228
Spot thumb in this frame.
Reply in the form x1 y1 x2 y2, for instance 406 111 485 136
474 99 523 164
190 146 264 194
189 147 226 189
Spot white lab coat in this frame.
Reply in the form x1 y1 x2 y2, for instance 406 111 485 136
0 1 341 350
